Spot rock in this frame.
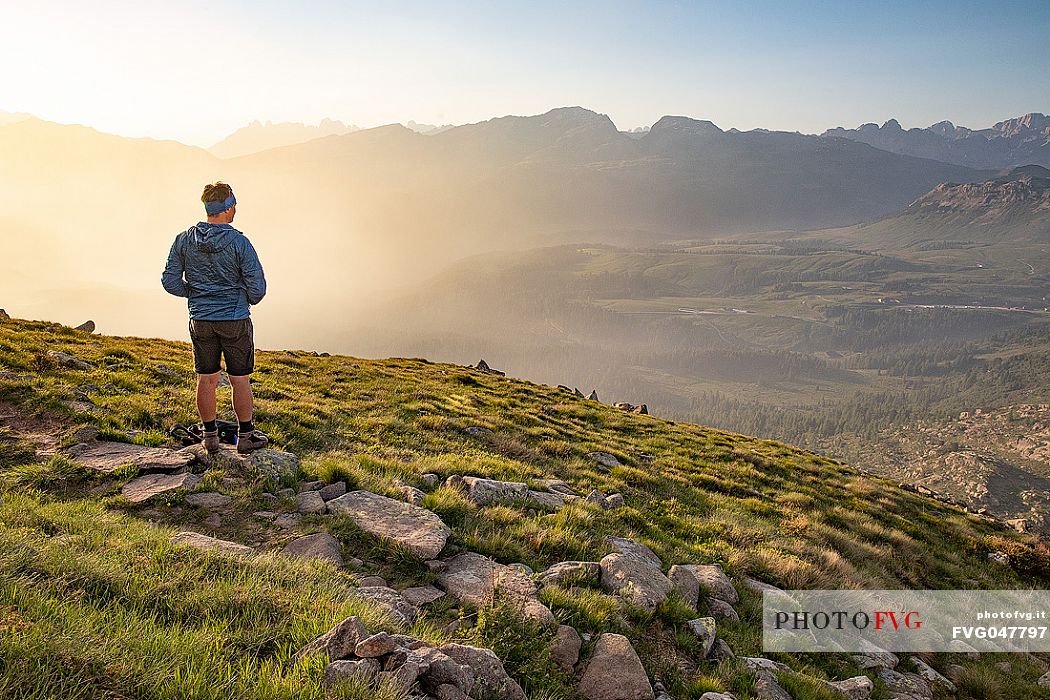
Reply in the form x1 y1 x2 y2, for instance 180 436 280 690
418 647 475 693
709 638 735 660
277 488 295 498
587 489 607 506
323 658 380 687
686 618 717 658
668 565 700 608
743 577 784 595
240 448 300 483
586 451 622 469
185 492 232 509
876 669 932 700
441 643 526 700
945 664 965 682
536 561 602 587
401 585 445 607
122 472 201 503
171 531 253 556
753 669 792 700
300 480 323 491
460 476 529 505
282 533 343 567
677 564 738 604
824 675 873 700
742 658 791 673
0 309 7 320
48 350 91 370
438 552 554 623
253 511 278 520
358 575 387 588
426 559 448 573
1006 518 1028 533
600 538 672 611
550 624 582 672
153 363 179 379
527 489 566 510
395 481 427 506
350 586 417 626
421 473 440 489
987 551 1009 565
699 694 736 700
327 490 450 559
463 426 494 437
355 631 398 658
588 389 599 401
68 425 101 443
909 657 955 692
295 615 370 661
296 490 327 514
1040 671 1050 688
434 684 468 700
203 513 222 529
319 480 347 501
71 440 195 474
851 649 899 671
72 320 95 333
578 633 654 700
707 597 740 622
604 493 625 509
274 513 301 529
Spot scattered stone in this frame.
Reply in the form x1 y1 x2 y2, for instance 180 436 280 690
70 440 195 474
699 694 735 700
401 585 446 607
909 657 955 692
586 451 622 469
527 489 565 510
323 658 380 687
274 513 302 529
1039 671 1050 688
319 480 347 501
395 481 427 506
426 559 448 573
823 675 873 700
253 510 278 520
68 425 101 443
295 615 369 660
185 492 232 509
600 538 672 611
550 624 582 672
441 643 525 700
300 480 323 491
350 586 417 626
753 669 792 700
203 513 222 529
578 633 654 700
421 473 440 489
282 533 343 567
434 684 468 700
876 668 933 700
73 320 95 332
438 552 554 623
48 350 91 370
358 575 387 588
354 631 397 658
709 638 735 660
604 493 625 509
464 426 494 437
277 488 295 498
536 561 602 587
536 478 576 496
153 363 179 379
676 563 738 604
296 490 327 514
668 565 700 608
706 597 740 622
122 472 201 504
460 476 529 505
686 617 717 658
743 577 784 595
851 649 899 671
417 646 475 693
171 531 253 556
987 551 1009 565
472 359 505 376
327 490 450 559
240 449 300 483
742 658 791 673
586 489 607 506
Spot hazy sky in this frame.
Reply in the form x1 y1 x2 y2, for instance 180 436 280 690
2 0 1046 146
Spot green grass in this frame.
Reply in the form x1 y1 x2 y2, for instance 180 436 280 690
1 316 1049 697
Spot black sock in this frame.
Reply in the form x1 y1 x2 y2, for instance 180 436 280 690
203 420 217 432
239 420 254 434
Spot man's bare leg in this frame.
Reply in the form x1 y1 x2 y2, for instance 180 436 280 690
229 374 253 423
196 372 220 422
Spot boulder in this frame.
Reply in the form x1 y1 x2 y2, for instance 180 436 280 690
358 576 387 588
323 659 380 687
600 538 672 611
421 473 441 489
300 480 323 491
355 631 398 658
244 449 300 482
586 451 622 469
851 649 899 671
48 350 91 370
327 490 450 559
909 657 955 692
296 490 327 514
550 624 582 672
686 617 717 658
1040 671 1050 688
274 513 301 530
709 638 735 660
677 564 737 604
319 480 347 501
753 669 792 700
282 533 343 567
604 493 625 509
434 684 468 700
395 481 427 506
295 615 369 661
668 565 700 608
71 440 195 474
743 577 784 595
527 489 566 510
536 561 602 587
535 479 576 496
461 476 529 505
699 694 736 700
742 658 791 673
349 586 417 626
578 633 654 700
122 472 201 503
401 585 446 607
438 552 554 623
417 647 475 694
876 669 932 700
184 492 232 509
707 597 740 622
440 643 526 700
824 675 874 700
171 531 253 556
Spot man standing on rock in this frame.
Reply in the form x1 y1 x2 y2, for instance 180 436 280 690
162 182 269 454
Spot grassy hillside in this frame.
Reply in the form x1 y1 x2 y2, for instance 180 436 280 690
1 315 1048 699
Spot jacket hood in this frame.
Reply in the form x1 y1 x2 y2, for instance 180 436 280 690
189 223 239 253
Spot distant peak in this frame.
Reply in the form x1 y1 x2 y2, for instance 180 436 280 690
881 118 903 131
1003 164 1050 179
648 115 723 137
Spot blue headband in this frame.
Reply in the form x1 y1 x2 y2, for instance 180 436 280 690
204 194 236 215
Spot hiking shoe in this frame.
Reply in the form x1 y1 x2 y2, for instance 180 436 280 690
237 429 269 454
202 428 220 454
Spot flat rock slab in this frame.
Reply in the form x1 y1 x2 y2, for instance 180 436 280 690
283 533 344 567
122 472 201 503
327 490 450 560
186 444 299 482
461 476 529 505
171 531 253 556
401 584 446 607
185 492 232 509
71 441 195 474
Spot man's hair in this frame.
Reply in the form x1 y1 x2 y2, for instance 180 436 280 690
201 182 234 205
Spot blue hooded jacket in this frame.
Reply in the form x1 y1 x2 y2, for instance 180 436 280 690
162 223 266 321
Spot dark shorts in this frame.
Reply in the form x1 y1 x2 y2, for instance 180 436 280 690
188 318 255 376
